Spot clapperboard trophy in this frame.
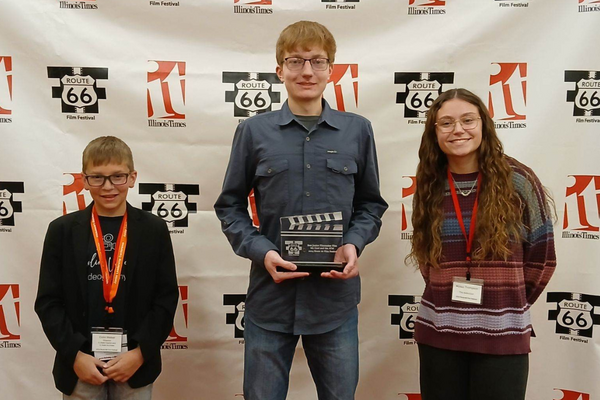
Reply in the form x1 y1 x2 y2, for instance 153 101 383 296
279 211 345 273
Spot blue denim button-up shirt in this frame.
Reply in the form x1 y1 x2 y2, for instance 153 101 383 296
215 100 388 335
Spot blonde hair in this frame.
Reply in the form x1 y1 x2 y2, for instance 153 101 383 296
82 136 134 173
276 21 336 66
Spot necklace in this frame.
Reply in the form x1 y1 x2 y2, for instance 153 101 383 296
451 174 478 197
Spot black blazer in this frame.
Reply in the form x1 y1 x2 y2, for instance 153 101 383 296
35 203 178 395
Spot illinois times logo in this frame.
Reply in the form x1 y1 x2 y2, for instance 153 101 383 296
147 61 186 128
0 182 24 231
48 66 107 119
0 56 12 123
554 389 590 400
223 72 282 118
488 62 527 129
63 173 91 215
562 175 600 240
140 183 199 232
389 295 421 341
407 0 446 15
565 70 600 121
400 176 416 240
324 64 359 113
223 294 246 342
0 284 21 348
162 286 188 349
395 72 454 121
547 292 600 343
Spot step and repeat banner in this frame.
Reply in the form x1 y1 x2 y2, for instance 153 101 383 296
1 0 599 399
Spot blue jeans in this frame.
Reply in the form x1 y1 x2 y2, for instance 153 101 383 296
243 308 359 400
63 381 152 400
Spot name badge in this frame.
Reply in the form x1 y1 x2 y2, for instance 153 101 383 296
451 277 484 305
92 328 126 360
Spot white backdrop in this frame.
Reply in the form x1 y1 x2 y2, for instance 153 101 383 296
1 0 599 399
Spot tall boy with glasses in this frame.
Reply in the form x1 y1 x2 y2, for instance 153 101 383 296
35 136 178 399
215 21 387 400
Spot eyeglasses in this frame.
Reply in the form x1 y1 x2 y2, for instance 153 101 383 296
84 173 130 187
283 57 330 72
435 115 481 133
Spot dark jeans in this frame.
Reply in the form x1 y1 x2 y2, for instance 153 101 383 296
418 343 528 400
243 308 359 400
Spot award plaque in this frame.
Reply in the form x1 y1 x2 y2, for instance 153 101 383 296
279 211 345 273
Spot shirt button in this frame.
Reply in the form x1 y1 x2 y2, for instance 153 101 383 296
306 164 311 169
267 168 273 174
305 191 311 197
306 136 310 142
343 166 348 172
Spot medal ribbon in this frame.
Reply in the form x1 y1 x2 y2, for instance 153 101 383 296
90 206 128 314
447 168 481 279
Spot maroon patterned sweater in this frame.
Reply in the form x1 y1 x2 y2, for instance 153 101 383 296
414 157 556 355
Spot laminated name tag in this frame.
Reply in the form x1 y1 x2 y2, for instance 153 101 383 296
92 328 125 360
451 277 484 305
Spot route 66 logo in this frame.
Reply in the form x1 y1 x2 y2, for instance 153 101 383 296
557 299 593 332
547 292 600 338
60 75 98 109
223 72 281 118
400 302 419 333
285 240 302 257
152 191 188 222
395 72 454 119
0 189 14 219
574 79 600 111
406 80 440 113
235 80 271 112
48 67 107 114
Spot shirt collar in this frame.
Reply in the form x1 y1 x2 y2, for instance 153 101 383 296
275 99 340 130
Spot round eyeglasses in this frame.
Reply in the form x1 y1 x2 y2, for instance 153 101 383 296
435 115 481 133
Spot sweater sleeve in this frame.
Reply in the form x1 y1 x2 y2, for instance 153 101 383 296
515 165 556 306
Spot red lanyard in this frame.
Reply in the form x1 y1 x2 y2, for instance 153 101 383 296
90 207 128 314
447 168 481 276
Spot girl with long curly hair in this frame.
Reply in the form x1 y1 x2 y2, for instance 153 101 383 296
408 88 556 400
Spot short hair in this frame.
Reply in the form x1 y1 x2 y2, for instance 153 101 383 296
82 136 134 173
276 21 336 66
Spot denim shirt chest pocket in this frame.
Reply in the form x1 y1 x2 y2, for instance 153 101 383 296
254 158 289 206
326 158 357 205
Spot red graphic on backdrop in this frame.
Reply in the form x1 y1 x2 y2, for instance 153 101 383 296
147 61 186 119
563 175 600 232
326 64 358 112
248 189 260 228
0 56 12 115
488 63 527 120
401 176 416 232
579 0 600 4
235 0 271 4
398 394 421 400
63 173 89 215
0 285 20 341
554 389 590 400
167 286 188 343
409 0 444 5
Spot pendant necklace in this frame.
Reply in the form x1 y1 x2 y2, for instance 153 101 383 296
451 174 479 197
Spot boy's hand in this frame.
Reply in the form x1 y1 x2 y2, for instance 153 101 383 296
321 244 359 279
103 347 144 383
73 351 108 385
264 250 309 283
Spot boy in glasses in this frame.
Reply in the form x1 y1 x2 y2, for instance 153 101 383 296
35 136 178 399
215 21 387 400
